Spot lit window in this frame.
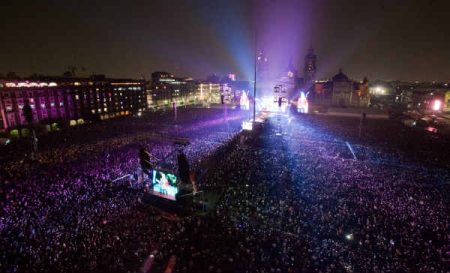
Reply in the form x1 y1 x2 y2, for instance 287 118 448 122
75 95 79 100
41 104 46 109
50 103 55 107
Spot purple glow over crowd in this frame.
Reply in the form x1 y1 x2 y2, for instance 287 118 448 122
1 1 450 273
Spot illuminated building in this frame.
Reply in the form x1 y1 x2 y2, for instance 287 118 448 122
197 82 221 105
220 83 233 104
0 76 146 133
444 91 450 112
149 72 198 108
148 72 239 109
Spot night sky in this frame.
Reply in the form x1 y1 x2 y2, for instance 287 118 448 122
1 0 449 82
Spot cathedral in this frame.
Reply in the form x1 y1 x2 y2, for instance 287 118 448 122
274 46 317 102
257 45 369 108
304 46 317 84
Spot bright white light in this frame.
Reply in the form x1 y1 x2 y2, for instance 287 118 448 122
297 92 309 113
242 120 253 131
5 81 57 88
240 92 250 110
258 96 287 112
432 99 442 111
345 233 353 240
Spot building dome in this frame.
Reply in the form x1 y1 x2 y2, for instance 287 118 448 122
332 69 349 82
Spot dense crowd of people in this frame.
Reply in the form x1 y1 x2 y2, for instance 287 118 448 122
0 108 242 273
1 107 449 272
153 115 449 273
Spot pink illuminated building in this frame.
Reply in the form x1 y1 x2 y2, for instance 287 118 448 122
0 76 147 132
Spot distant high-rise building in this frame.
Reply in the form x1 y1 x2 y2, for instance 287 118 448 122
304 46 317 83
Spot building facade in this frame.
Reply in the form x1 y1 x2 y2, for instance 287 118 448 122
310 70 370 108
149 72 199 109
197 82 221 105
148 71 223 109
0 76 146 133
331 69 354 106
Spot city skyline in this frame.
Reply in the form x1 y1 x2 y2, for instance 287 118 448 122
1 0 450 82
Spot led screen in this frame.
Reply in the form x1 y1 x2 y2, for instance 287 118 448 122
152 169 178 200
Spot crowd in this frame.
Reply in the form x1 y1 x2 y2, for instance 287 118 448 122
0 108 242 273
155 113 449 273
1 108 449 273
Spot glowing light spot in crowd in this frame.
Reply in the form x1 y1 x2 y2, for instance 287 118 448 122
432 99 442 111
297 91 308 113
345 233 353 240
240 91 250 110
242 120 253 131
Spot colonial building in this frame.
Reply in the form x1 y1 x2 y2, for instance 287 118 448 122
310 69 370 108
0 75 146 133
331 69 355 106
